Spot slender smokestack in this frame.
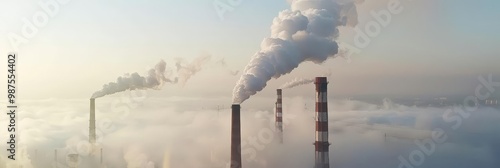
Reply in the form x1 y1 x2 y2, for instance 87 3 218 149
276 89 283 144
231 104 242 168
100 148 103 165
314 77 330 168
55 149 57 168
90 98 96 145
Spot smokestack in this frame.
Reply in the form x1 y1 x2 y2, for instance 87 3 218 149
231 104 242 168
55 149 57 168
100 148 103 165
90 98 96 145
314 77 330 168
276 89 283 144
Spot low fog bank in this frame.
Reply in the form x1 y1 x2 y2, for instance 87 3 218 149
0 94 498 168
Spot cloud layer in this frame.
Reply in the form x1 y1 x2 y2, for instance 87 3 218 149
1 95 499 168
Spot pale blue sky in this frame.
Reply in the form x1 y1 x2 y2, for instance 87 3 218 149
0 0 498 100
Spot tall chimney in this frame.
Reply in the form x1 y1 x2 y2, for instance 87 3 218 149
90 98 96 145
55 149 58 168
276 89 283 144
314 77 330 168
100 148 103 165
231 104 242 168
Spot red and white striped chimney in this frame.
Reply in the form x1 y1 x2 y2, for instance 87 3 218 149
314 77 329 168
231 104 242 168
276 89 283 144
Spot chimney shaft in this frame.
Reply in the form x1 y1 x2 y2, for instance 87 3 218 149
231 104 242 168
90 98 96 144
276 89 283 144
314 77 330 168
55 149 57 168
100 148 103 165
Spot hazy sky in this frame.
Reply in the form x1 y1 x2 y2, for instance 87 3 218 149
0 1 499 167
0 0 499 100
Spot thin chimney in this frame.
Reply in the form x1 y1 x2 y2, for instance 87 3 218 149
314 77 330 168
90 98 96 145
100 148 103 165
55 149 58 168
276 89 283 144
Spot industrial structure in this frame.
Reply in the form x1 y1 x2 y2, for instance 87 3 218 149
231 104 242 168
90 98 96 145
314 77 330 168
276 89 283 144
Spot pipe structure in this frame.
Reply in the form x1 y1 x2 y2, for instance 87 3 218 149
231 104 242 168
100 148 103 165
55 149 58 168
314 77 330 168
90 98 96 145
276 89 283 144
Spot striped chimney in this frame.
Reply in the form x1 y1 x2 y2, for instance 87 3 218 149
231 104 242 168
276 89 283 144
314 77 330 168
90 98 96 145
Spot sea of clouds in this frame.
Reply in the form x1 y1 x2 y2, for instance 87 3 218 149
0 93 498 168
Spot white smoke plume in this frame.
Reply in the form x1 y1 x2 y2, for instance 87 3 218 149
280 77 315 89
176 54 212 85
92 55 211 98
232 0 363 104
91 60 176 98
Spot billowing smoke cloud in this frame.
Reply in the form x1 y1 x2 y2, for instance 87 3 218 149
280 77 315 89
92 55 211 98
91 60 176 99
232 0 363 103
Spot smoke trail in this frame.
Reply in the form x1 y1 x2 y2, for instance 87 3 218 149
280 77 315 89
91 60 176 98
232 0 362 103
216 57 240 76
176 54 212 85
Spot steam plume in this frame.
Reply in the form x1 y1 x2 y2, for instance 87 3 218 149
232 0 362 103
280 77 315 89
175 54 212 85
92 55 211 98
91 60 176 98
